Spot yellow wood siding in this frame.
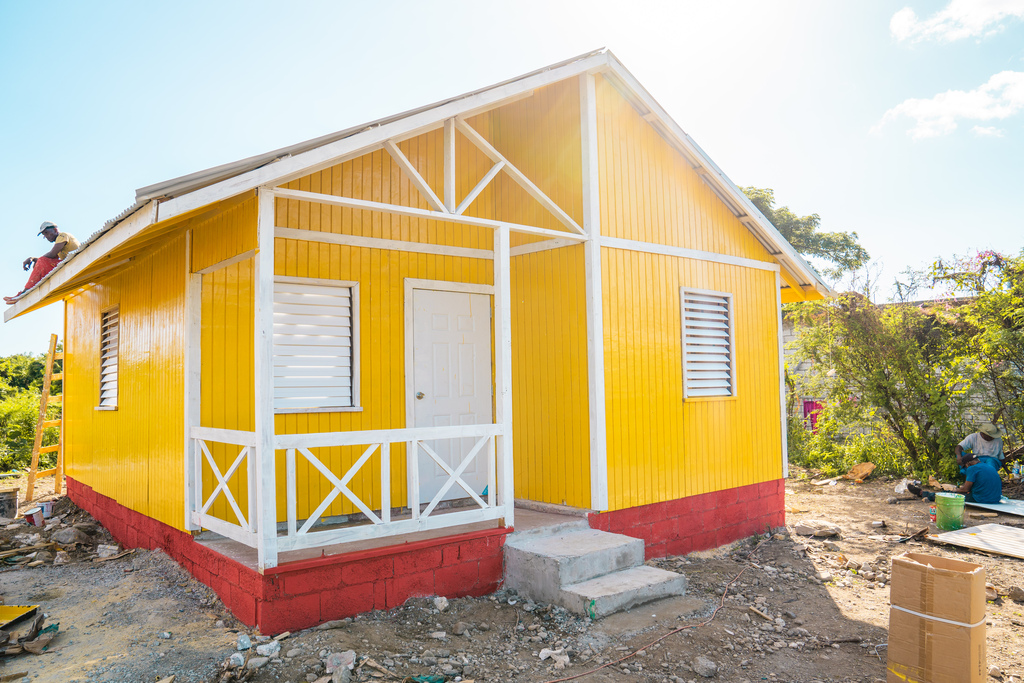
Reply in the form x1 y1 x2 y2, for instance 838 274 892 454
511 245 590 508
596 74 783 511
596 75 774 263
600 253 782 511
64 233 187 529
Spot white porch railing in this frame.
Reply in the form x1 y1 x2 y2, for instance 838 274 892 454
189 426 259 547
187 424 511 558
275 424 505 553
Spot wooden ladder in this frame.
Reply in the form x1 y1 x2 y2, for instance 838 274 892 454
26 334 63 501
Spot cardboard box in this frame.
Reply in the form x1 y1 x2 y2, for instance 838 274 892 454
887 552 986 683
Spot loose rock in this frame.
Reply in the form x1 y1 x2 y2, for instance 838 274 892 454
52 527 92 545
692 655 718 678
433 596 449 612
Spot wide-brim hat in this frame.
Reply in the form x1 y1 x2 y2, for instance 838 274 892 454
37 221 57 235
979 422 1002 438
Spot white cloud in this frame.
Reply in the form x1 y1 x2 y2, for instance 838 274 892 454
972 125 1006 136
891 0 1024 42
873 70 1024 139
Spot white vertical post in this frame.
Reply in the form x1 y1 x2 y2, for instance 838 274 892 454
409 440 420 520
443 118 456 213
580 72 609 511
776 270 788 479
184 229 203 530
286 448 297 536
254 188 279 570
380 442 391 524
493 226 514 527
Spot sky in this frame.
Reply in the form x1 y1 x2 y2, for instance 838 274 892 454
1 0 1022 355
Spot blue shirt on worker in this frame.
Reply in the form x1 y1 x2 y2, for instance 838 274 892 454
966 460 1002 504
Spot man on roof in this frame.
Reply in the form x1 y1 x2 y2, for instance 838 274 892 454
4 222 80 304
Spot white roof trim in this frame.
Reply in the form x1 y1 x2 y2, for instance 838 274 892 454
5 48 829 322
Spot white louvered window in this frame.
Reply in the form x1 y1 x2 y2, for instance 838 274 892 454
681 289 735 398
273 278 359 412
99 307 119 408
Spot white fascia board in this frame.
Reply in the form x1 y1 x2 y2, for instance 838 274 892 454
156 52 613 224
602 55 832 297
4 202 158 322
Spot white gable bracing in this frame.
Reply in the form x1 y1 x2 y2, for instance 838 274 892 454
5 48 829 323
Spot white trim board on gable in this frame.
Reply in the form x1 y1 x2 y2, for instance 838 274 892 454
4 49 831 323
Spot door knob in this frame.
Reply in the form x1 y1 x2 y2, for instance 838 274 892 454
416 392 425 400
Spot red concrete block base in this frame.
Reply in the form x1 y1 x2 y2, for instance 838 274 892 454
66 477 509 633
587 479 786 559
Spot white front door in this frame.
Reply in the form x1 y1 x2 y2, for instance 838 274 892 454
411 288 493 505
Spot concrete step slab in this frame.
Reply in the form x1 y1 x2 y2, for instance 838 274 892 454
560 565 688 618
504 529 645 604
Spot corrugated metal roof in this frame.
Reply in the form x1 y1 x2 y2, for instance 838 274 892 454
134 48 609 203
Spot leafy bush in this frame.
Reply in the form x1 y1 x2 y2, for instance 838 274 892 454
0 390 60 473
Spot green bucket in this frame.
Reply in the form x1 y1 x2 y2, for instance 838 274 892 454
935 492 965 531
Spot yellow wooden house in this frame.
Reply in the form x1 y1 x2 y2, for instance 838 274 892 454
6 49 828 631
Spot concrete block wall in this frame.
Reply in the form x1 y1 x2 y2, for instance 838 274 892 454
67 477 509 633
587 479 785 559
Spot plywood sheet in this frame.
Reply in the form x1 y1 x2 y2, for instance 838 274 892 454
964 497 1024 517
930 523 1024 560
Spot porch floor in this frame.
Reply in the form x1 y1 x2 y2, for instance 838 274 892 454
196 503 584 572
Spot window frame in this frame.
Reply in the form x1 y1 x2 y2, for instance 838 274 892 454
272 275 361 414
96 304 120 410
680 287 736 401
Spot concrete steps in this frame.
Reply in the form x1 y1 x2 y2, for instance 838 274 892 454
504 526 686 618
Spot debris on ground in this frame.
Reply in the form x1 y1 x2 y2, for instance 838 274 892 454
843 462 876 481
1 467 1022 682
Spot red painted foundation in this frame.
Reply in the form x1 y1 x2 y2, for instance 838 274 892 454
66 478 509 633
587 479 786 559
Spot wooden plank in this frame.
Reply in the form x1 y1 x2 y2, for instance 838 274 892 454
40 420 61 429
36 467 57 477
383 139 447 213
271 187 587 243
455 118 584 236
38 444 60 454
27 334 58 501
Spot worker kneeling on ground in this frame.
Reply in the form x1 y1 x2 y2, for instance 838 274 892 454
908 459 1003 504
5 222 80 304
956 422 1004 473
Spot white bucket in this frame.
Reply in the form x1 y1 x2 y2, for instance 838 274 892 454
39 501 54 518
24 507 45 527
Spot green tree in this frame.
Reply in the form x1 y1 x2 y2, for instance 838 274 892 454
930 251 1024 450
0 353 45 399
788 293 972 477
742 187 869 278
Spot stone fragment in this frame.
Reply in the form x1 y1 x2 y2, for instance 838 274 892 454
316 619 348 630
539 647 570 668
287 648 303 658
793 520 841 537
989 665 1002 677
324 650 356 674
96 544 121 558
228 652 245 667
433 596 449 612
1007 586 1024 603
256 639 281 657
452 621 471 636
52 550 70 565
237 633 252 651
823 541 841 552
52 527 91 545
158 631 172 639
246 656 269 669
429 631 446 640
692 655 718 678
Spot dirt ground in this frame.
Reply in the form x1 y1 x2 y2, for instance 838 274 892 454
0 470 1022 682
